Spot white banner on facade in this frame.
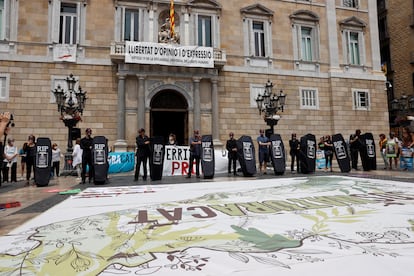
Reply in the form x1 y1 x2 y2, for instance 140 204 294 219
125 41 214 68
52 44 77 62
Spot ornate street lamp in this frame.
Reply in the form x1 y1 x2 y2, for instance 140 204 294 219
255 80 286 135
391 94 414 127
52 74 87 175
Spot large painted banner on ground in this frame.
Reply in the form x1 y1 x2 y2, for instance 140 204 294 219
125 41 214 68
1 176 414 275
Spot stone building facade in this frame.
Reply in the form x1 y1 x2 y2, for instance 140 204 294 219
378 0 414 129
0 0 387 154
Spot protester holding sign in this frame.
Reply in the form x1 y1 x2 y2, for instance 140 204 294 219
386 132 399 170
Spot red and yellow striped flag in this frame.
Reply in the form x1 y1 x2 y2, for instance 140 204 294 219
170 0 175 38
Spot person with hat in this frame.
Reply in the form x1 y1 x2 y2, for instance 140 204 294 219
80 128 94 184
226 132 238 176
134 128 151 181
187 130 202 178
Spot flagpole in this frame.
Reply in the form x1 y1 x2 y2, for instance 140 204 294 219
170 0 175 39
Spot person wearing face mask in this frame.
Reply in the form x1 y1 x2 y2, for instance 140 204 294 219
167 133 177 146
3 138 18 183
226 132 238 176
80 128 94 184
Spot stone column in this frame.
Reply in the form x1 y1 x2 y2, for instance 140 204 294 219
193 77 201 132
211 78 222 147
113 74 127 152
326 0 340 70
137 75 146 129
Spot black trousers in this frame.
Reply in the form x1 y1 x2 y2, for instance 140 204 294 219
26 157 35 181
81 155 94 182
135 155 149 180
2 162 17 182
188 154 200 176
52 161 60 177
228 156 237 174
350 148 359 169
290 152 300 172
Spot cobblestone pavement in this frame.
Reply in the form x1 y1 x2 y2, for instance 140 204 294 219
0 168 413 236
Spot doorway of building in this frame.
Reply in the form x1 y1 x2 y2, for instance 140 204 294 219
150 90 188 145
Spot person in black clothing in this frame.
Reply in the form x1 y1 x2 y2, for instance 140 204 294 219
289 133 300 173
349 129 362 170
187 130 202 178
226 132 238 176
80 128 94 184
25 135 36 186
324 135 334 172
134 128 151 181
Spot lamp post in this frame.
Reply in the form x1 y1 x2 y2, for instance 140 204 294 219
255 80 286 135
391 94 414 127
52 74 87 175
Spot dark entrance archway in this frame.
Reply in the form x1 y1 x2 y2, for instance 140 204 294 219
150 90 188 145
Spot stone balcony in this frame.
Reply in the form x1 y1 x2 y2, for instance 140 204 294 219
110 41 226 67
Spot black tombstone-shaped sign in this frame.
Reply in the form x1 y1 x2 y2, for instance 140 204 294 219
269 134 286 175
236 135 257 176
360 133 377 171
150 136 165 181
92 136 108 185
332 133 351 173
35 137 52 187
299 134 316 174
201 135 215 179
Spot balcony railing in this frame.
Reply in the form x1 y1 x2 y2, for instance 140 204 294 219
110 41 226 67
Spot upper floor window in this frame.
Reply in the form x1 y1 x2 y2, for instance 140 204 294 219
0 74 10 102
300 88 319 109
290 10 320 63
340 16 366 66
352 89 370 110
343 0 359 8
49 0 86 45
124 9 139 41
0 0 4 39
253 21 265 57
198 15 212 47
59 3 77 44
241 4 273 61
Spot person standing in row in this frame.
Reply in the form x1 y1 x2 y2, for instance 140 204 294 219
257 129 270 175
80 128 94 184
25 135 36 186
134 128 151 181
51 143 63 177
3 138 18 183
226 132 238 176
187 130 202 178
72 138 83 181
19 143 27 180
324 135 334 172
378 133 389 170
349 129 362 170
289 133 300 173
168 133 177 146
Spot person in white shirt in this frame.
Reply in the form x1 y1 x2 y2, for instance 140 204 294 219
72 138 83 181
3 138 18 182
51 143 63 177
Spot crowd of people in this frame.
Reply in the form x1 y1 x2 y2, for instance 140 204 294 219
0 114 97 186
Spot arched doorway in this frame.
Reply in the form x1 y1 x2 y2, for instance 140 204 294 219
150 90 188 145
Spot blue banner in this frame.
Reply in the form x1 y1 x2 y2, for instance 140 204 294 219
108 152 135 174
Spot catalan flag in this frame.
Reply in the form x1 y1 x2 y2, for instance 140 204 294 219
170 0 175 38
